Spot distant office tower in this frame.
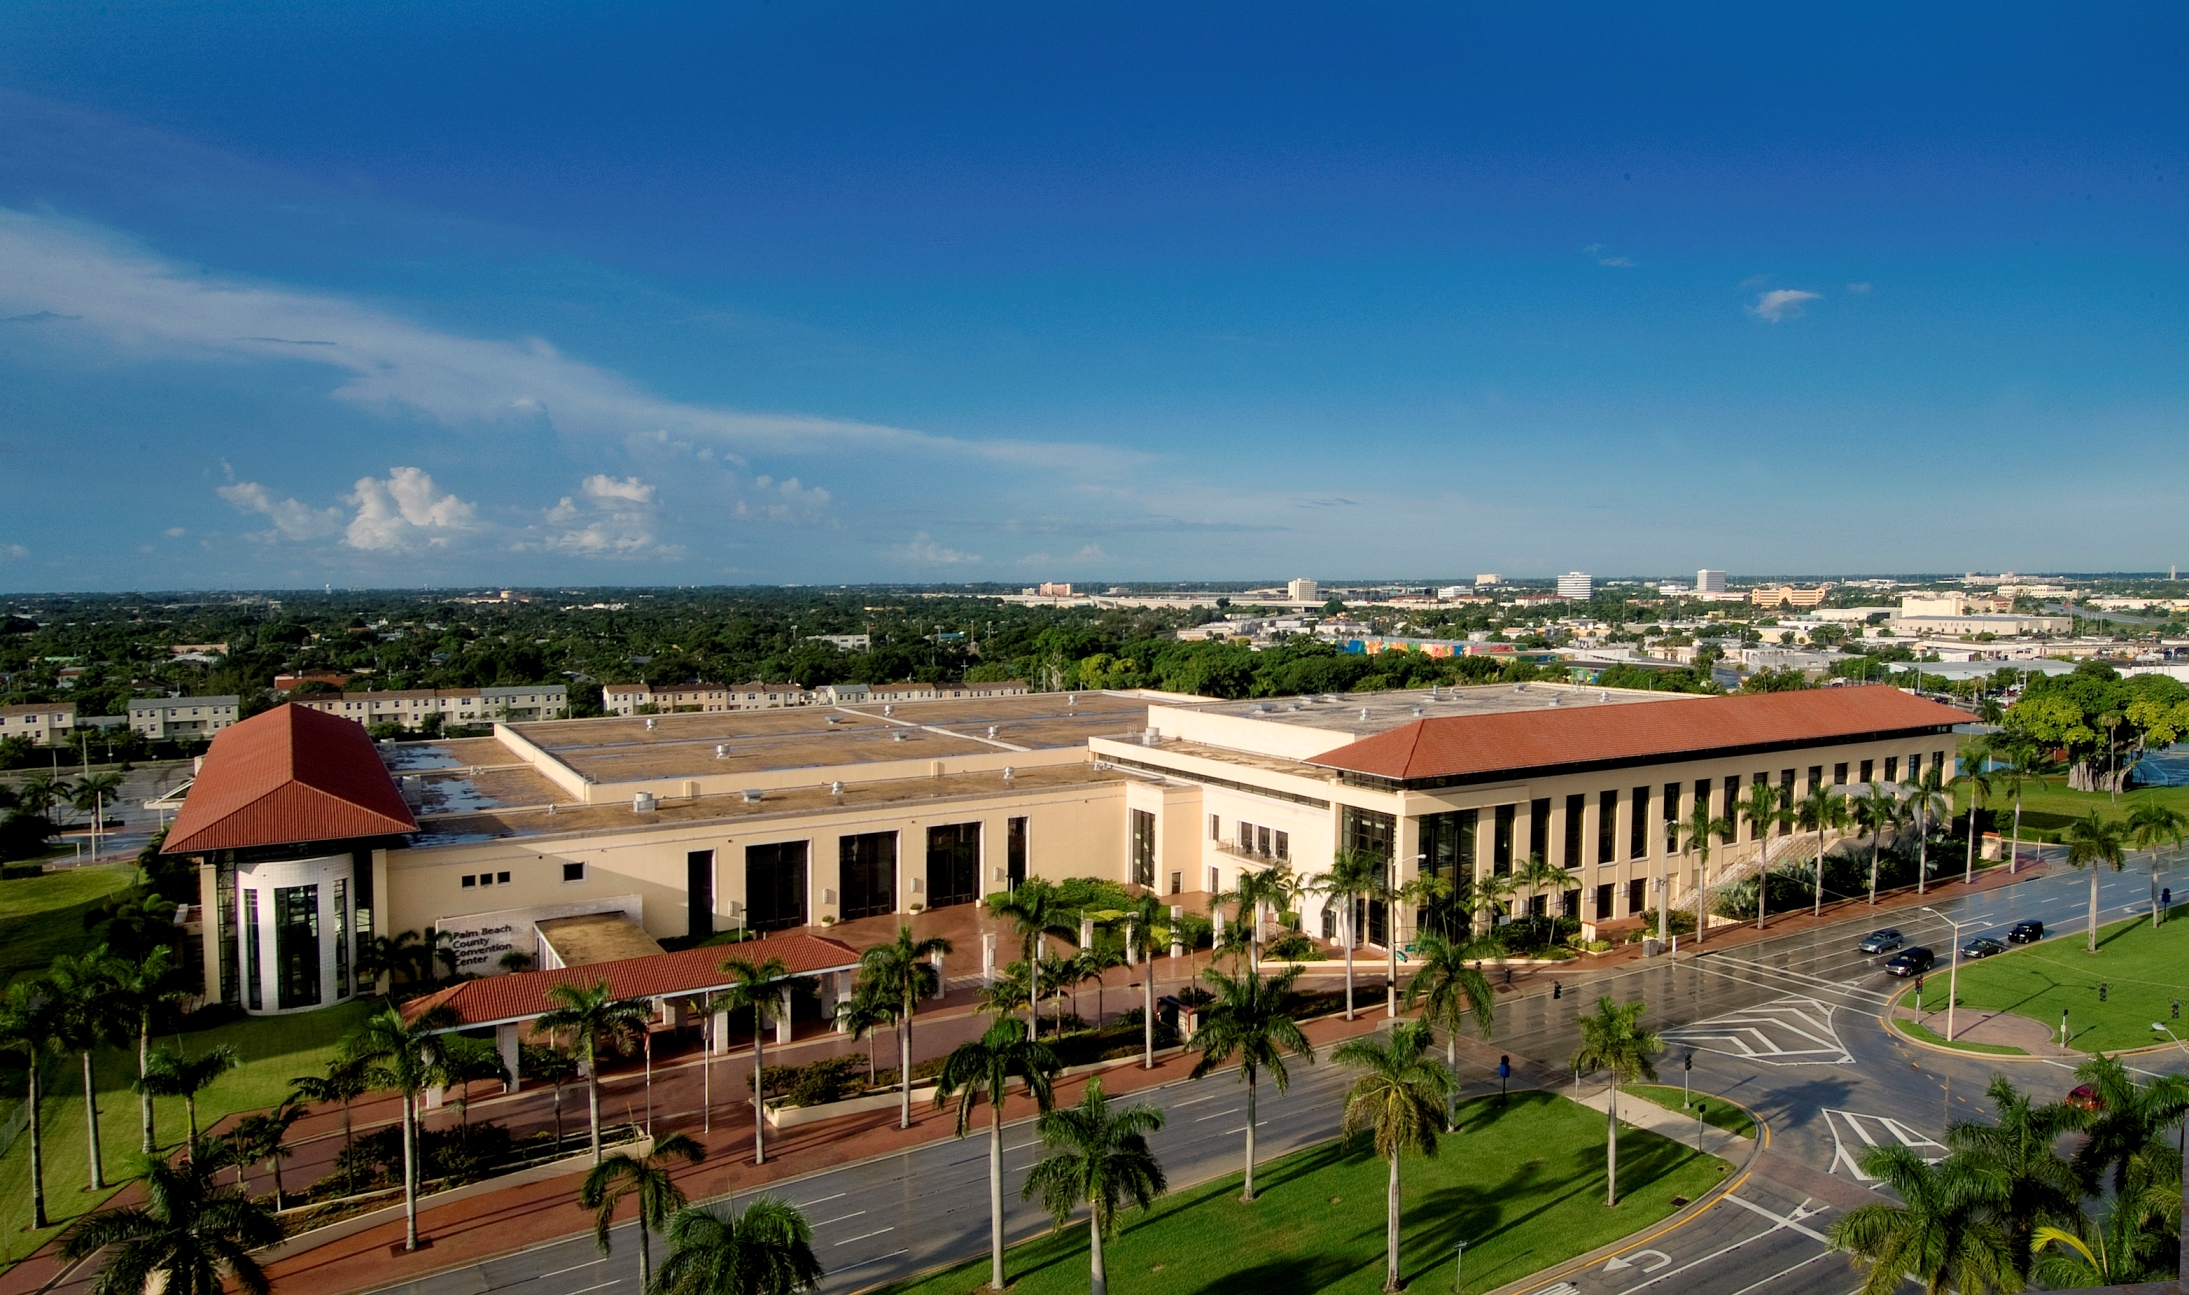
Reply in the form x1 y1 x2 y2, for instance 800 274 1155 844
1475 573 1501 586
1557 572 1593 599
1436 585 1470 600
1696 569 1726 594
1287 578 1320 602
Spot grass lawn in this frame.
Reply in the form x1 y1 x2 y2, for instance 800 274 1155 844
872 1091 1729 1295
1940 913 2187 1054
0 864 136 987
1891 1017 2028 1056
0 997 378 1267
1619 1084 1757 1138
1954 779 2189 844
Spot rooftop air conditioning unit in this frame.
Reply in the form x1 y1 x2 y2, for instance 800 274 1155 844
645 716 658 730
714 744 728 758
742 789 763 803
632 792 657 813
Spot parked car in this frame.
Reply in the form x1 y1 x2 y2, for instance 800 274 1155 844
2007 920 2045 944
1884 947 1936 977
1960 937 2007 959
2066 1083 2104 1112
1857 929 1905 954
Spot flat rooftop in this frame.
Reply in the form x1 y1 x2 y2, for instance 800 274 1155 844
1175 682 1687 738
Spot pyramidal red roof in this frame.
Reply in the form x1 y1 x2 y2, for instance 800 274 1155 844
163 703 417 854
401 930 862 1030
1306 686 1975 785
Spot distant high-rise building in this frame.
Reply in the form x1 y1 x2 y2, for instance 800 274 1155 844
1287 578 1320 603
1557 571 1593 599
1696 568 1726 594
1474 573 1501 587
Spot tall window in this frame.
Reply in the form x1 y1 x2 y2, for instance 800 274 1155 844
1780 770 1796 835
333 878 350 999
1630 786 1649 859
1342 806 1396 947
1883 756 1898 783
216 862 239 1008
687 849 716 939
242 888 262 1011
1721 776 1740 844
1130 810 1156 888
927 822 982 907
1492 804 1514 875
273 885 320 1011
1417 809 1475 938
1859 759 1873 784
839 832 897 919
1529 798 1552 866
1007 816 1028 888
1563 794 1585 868
1597 790 1617 864
746 841 809 931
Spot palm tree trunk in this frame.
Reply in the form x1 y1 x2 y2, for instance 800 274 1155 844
1242 1070 1258 1201
2010 798 2022 874
1088 1208 1108 1295
1446 1034 1458 1132
1605 1084 1619 1206
402 1093 421 1250
1028 944 1040 1040
2083 866 2101 958
2152 859 2162 930
1343 913 1356 1021
1383 1153 1402 1293
185 1091 199 1149
753 1007 767 1166
586 1059 603 1164
1386 934 1397 1019
27 1061 48 1229
637 1221 652 1291
1869 836 1880 904
139 1023 156 1155
1693 854 1708 945
271 1147 286 1207
1918 824 1928 895
1814 826 1824 916
1143 961 1155 1069
553 1081 564 1149
988 1108 1006 1291
80 1049 104 1190
898 1002 913 1130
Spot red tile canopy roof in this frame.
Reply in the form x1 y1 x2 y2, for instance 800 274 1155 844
163 703 417 854
401 930 863 1030
1306 686 1975 787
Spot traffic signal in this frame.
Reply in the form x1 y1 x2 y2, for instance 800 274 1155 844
1683 1051 1693 1072
1552 981 1562 1000
2099 982 2108 1002
2174 999 2180 1020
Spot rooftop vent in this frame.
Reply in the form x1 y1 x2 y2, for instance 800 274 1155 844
892 730 907 742
1412 706 1423 717
1066 694 1077 705
644 716 659 731
632 792 657 813
829 780 843 796
987 725 998 738
1599 691 1610 702
1002 766 1015 781
742 788 763 803
824 715 841 725
883 704 894 716
714 744 728 758
1359 707 1371 721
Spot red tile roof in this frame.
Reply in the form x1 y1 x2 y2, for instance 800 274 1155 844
1306 686 1975 785
163 704 418 853
401 930 862 1030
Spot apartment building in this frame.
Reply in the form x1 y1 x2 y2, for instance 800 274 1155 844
601 683 733 715
128 695 240 741
292 685 566 728
0 702 75 745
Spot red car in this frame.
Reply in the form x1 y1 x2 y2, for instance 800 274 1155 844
2066 1083 2104 1112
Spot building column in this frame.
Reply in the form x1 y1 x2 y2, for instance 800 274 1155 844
929 948 947 1001
711 1006 731 1055
981 932 997 983
776 988 793 1046
496 1023 522 1094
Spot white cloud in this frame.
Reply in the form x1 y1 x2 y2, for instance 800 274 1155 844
1846 282 1873 294
580 474 654 505
343 467 478 552
1598 256 1636 268
900 531 978 565
216 479 345 542
0 543 26 561
0 209 1129 470
1749 289 1822 323
538 473 681 559
733 474 833 523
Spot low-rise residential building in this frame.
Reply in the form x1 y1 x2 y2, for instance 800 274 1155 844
1749 584 1834 608
481 685 569 721
273 672 353 694
726 682 816 710
602 683 732 715
292 686 564 728
0 702 75 745
806 635 871 652
128 695 241 741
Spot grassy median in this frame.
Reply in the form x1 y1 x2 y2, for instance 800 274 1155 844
1617 1084 1757 1138
1940 913 2186 1054
873 1090 1729 1295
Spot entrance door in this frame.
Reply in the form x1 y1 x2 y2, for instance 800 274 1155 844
687 850 715 940
1007 816 1028 889
745 841 808 932
840 832 898 919
926 822 981 908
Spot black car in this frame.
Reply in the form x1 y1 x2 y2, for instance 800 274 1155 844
1960 937 2007 959
2007 920 2044 944
1885 947 1936 977
1857 928 1905 954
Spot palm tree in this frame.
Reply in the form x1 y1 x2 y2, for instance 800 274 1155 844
2030 1178 2174 1289
2067 1053 2189 1198
48 947 121 1190
937 1016 1061 1291
536 980 651 1164
654 1198 823 1295
58 1148 285 1295
1334 1023 1455 1293
1851 783 1904 906
1793 780 1845 916
1189 965 1314 1201
2125 799 2187 929
289 1055 374 1193
1958 758 1997 888
1995 741 2042 874
1022 1077 1167 1295
1907 763 1949 895
578 1132 706 1292
1228 865 1294 971
1677 802 1734 943
522 1044 582 1151
1312 848 1382 1020
832 979 898 1086
1945 1075 2082 1277
1569 996 1663 1206
0 976 65 1228
1737 778 1788 928
1824 1144 2022 1295
438 1035 510 1126
856 924 953 1130
1402 931 1494 1130
713 955 793 1165
228 1100 305 1207
139 1044 241 1160
67 771 122 864
1125 890 1167 1066
1510 854 1569 947
1072 944 1125 1027
106 945 188 1155
342 1002 459 1251
991 878 1074 1038
2063 813 2130 953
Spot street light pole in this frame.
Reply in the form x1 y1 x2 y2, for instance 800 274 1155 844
2153 1024 2189 1288
1452 1240 1467 1294
1921 906 1979 1044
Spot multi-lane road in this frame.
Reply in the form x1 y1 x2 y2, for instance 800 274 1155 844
366 850 2187 1295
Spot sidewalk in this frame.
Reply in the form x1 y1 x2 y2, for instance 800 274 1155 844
1571 1086 1754 1161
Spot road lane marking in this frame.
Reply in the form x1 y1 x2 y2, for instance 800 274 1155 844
831 1248 909 1275
536 1259 608 1280
1721 1248 1834 1295
1723 1193 1830 1242
794 1191 845 1207
833 1226 896 1247
1194 1108 1240 1121
812 1210 866 1227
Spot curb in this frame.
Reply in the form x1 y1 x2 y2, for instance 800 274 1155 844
1875 986 2185 1062
1485 1098 1769 1295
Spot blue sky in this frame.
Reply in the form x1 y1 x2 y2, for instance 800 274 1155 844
0 2 2183 590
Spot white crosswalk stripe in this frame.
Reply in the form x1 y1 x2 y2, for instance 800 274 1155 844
1661 996 1854 1066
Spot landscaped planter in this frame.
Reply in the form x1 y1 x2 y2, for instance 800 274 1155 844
764 1080 940 1129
